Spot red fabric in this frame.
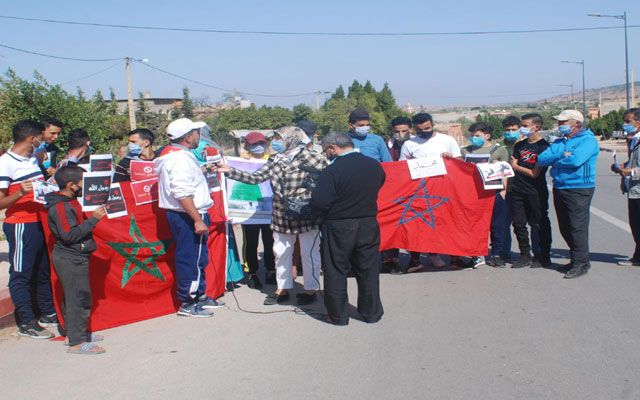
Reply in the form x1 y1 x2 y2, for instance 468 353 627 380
42 181 227 332
55 202 71 232
5 182 44 223
377 158 495 256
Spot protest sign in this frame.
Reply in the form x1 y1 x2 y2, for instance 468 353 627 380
105 183 128 219
406 156 447 179
130 178 159 205
81 172 112 211
90 154 113 172
225 157 272 224
33 179 59 204
130 160 156 181
464 153 490 164
205 170 222 193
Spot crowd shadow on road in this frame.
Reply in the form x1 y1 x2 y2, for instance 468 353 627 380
548 248 629 272
0 251 7 263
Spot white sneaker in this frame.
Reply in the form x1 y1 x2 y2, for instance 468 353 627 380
472 256 486 268
429 254 446 268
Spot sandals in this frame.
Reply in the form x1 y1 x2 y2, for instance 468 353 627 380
64 333 103 346
67 342 105 355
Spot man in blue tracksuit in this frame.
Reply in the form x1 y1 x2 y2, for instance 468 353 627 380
537 110 599 279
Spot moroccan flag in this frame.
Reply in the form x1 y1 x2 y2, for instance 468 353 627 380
377 158 495 256
42 181 227 332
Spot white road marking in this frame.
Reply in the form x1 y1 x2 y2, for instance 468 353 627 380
589 205 631 233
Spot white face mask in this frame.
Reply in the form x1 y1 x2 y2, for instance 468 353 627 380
354 126 370 137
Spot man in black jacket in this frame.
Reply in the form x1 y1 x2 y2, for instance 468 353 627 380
311 132 386 325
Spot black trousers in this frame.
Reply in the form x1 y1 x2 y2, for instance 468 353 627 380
511 189 552 258
321 217 384 325
628 198 640 261
242 224 275 275
553 188 595 269
51 250 91 346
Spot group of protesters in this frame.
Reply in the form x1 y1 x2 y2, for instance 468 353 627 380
4 104 639 353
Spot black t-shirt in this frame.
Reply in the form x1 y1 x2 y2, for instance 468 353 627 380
512 138 550 194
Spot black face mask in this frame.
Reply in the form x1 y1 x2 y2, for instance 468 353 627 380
416 130 434 139
72 185 83 198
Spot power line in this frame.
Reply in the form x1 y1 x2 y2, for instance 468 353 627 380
60 61 123 85
0 42 124 62
0 15 638 36
138 61 317 98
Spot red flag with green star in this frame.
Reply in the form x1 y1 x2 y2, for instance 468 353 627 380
42 182 227 332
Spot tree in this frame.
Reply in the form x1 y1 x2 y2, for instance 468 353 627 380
292 104 314 122
108 87 118 115
331 85 345 100
181 86 194 118
0 69 127 154
136 91 150 127
92 89 107 112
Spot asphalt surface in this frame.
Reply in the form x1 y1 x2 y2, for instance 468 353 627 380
1 148 640 400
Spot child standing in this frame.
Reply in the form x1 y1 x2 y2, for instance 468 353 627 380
45 165 106 354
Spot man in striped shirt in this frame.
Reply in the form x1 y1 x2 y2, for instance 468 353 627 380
0 120 57 338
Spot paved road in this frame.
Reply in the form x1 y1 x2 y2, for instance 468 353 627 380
2 149 640 400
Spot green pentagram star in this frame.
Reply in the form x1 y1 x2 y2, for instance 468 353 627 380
107 215 172 288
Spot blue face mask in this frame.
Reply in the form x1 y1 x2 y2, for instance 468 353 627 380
623 124 638 134
558 124 573 136
250 143 266 155
470 137 485 147
520 127 532 137
35 141 47 153
354 126 370 137
190 140 208 164
271 140 285 153
128 143 143 156
504 131 520 142
43 159 51 169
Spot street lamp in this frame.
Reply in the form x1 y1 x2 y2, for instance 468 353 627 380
556 84 575 109
561 60 586 117
588 12 630 109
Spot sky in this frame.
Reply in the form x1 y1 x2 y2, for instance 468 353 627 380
0 0 638 109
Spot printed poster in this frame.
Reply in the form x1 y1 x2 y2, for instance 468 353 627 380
130 178 159 205
130 160 156 181
105 183 128 219
33 180 59 204
90 154 114 172
82 172 112 211
225 156 272 224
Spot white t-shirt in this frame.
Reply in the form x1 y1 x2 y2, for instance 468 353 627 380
399 133 461 160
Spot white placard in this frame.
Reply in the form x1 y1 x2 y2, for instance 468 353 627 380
476 161 514 181
406 157 447 180
32 180 59 204
105 183 128 219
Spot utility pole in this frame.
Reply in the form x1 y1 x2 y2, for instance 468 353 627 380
562 60 586 116
315 91 320 110
233 87 237 108
125 57 136 130
632 69 636 105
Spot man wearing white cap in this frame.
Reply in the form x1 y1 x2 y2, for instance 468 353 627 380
155 118 222 317
537 110 599 279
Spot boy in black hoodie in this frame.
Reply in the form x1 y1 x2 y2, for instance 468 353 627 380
45 165 106 354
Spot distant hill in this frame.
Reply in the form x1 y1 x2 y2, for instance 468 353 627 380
537 81 639 104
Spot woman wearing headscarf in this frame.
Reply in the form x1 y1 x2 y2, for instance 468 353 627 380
216 126 327 306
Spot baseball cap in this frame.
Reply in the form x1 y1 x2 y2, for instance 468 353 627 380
166 118 197 140
245 131 267 144
553 110 584 123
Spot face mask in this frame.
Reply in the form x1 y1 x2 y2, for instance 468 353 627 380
271 140 285 153
558 124 573 136
128 143 143 156
43 160 51 169
623 124 638 134
394 132 410 142
520 127 532 137
73 184 83 198
190 140 208 163
34 141 46 153
504 131 520 142
31 138 43 153
470 137 485 147
250 143 266 155
354 126 370 137
416 130 433 139
308 135 315 143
